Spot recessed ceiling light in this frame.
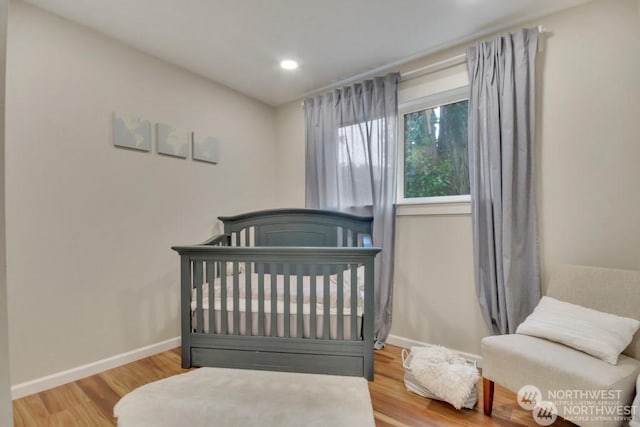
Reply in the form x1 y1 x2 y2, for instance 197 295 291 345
280 59 298 70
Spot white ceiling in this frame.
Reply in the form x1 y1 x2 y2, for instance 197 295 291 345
24 0 590 106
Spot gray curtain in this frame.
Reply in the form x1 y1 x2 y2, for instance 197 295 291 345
466 28 541 335
304 73 399 346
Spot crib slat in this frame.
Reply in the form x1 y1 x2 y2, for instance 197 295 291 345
310 265 317 339
221 263 228 335
270 263 277 337
258 263 265 336
363 259 375 379
206 261 213 284
351 264 358 340
337 264 344 340
244 228 250 247
235 232 240 247
180 256 191 367
342 228 348 247
283 264 290 338
296 264 303 338
207 261 214 334
245 262 252 336
233 261 240 335
194 262 204 334
323 264 330 340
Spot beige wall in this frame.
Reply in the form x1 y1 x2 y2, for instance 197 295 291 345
392 215 488 354
6 1 276 384
0 0 10 422
274 0 640 355
535 0 640 285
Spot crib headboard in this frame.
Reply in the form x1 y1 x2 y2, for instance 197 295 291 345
218 208 373 248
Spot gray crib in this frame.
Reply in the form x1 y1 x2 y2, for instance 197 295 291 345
171 208 381 379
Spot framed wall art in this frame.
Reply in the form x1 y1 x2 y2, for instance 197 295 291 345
112 112 152 152
193 134 220 164
157 123 189 158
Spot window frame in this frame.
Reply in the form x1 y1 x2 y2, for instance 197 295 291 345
397 85 471 208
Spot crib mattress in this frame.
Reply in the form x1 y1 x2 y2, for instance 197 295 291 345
190 269 364 340
191 267 365 316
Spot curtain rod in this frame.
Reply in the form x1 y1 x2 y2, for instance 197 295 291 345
400 54 467 80
301 25 550 106
401 25 549 80
300 54 465 107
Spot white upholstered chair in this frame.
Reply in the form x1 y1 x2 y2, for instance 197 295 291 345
481 264 640 427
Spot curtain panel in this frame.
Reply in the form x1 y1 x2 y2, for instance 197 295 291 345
466 28 541 335
303 73 399 345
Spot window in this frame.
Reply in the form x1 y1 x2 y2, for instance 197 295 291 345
398 87 470 205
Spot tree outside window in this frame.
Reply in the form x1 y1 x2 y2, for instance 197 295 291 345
403 99 469 198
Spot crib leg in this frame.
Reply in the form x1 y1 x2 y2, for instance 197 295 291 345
483 378 494 415
181 336 191 369
182 346 191 369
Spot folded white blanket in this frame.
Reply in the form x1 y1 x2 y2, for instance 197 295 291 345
405 346 479 410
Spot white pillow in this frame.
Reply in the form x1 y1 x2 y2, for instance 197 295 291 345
631 374 640 427
516 296 640 365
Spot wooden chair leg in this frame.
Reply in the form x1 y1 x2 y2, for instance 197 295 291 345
483 378 494 416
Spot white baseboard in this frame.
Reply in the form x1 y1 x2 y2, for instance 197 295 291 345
11 336 181 400
386 334 482 367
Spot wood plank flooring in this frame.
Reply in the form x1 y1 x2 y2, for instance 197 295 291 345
12 345 575 426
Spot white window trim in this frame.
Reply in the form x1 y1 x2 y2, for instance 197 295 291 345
396 198 471 216
397 86 471 215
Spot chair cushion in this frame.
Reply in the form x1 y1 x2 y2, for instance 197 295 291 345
482 334 640 427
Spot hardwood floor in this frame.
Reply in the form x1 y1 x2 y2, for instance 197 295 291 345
12 345 575 426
